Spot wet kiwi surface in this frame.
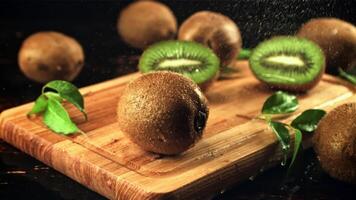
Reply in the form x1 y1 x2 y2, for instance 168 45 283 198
138 40 220 90
18 31 84 83
117 71 209 155
249 36 325 92
313 103 356 184
178 11 242 70
117 1 177 49
297 18 356 75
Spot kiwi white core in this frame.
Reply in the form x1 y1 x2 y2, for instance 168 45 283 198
265 55 305 67
158 59 201 68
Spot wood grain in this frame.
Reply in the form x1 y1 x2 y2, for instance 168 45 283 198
0 61 355 199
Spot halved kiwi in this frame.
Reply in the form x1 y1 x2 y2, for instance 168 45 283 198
249 36 325 92
138 40 220 90
117 71 209 155
313 103 356 183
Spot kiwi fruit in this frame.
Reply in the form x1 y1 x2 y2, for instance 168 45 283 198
18 31 84 83
297 18 356 75
117 1 177 49
178 11 242 76
313 103 356 183
117 71 209 155
138 40 220 90
249 36 325 92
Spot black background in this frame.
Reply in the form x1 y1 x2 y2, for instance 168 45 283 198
0 0 355 199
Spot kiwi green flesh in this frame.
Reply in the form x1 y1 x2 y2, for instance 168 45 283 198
249 37 325 86
139 41 219 85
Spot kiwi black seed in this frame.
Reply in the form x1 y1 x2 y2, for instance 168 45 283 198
249 36 325 92
297 18 356 75
117 71 209 155
18 31 84 83
117 1 177 49
313 103 356 184
139 40 220 90
178 11 242 77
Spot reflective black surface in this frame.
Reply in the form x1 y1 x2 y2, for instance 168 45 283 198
0 1 355 199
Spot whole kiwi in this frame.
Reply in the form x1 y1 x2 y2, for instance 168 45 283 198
18 31 84 83
117 1 177 49
178 11 242 68
117 71 209 155
313 103 356 183
297 18 356 75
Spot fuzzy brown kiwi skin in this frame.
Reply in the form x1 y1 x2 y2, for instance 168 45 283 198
313 103 356 184
117 71 209 155
178 11 242 67
18 31 84 83
297 18 356 75
118 1 177 49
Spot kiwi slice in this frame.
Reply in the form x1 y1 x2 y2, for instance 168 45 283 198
138 40 219 88
249 36 325 92
313 103 356 183
117 71 209 155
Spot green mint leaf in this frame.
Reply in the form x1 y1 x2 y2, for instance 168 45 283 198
237 48 252 60
28 94 48 115
262 91 299 115
43 80 87 120
291 109 326 133
288 129 302 169
339 68 356 85
43 96 79 135
268 121 291 166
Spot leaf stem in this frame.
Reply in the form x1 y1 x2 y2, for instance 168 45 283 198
256 114 272 122
77 129 88 137
237 48 252 60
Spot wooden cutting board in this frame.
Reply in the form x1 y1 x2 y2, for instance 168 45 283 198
0 61 355 199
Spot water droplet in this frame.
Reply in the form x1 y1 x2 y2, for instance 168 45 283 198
332 28 338 35
259 167 265 173
290 185 300 193
281 160 286 166
281 154 288 166
282 144 290 151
